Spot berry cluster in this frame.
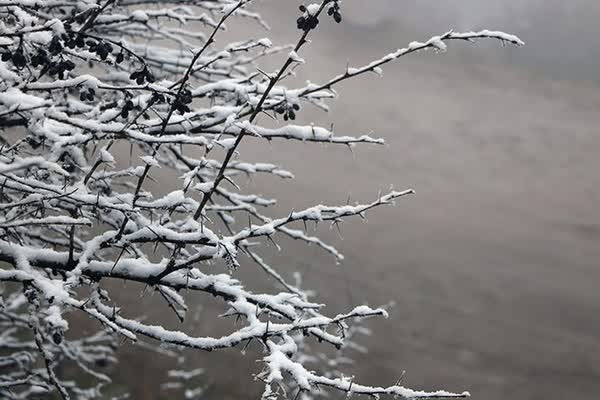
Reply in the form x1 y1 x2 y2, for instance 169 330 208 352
63 32 86 49
1 32 123 77
275 102 300 121
46 59 76 79
129 66 155 84
172 89 193 114
79 87 96 102
87 40 113 61
1 48 26 69
297 5 319 31
30 49 50 68
327 1 342 23
58 32 114 62
48 36 63 55
120 99 135 118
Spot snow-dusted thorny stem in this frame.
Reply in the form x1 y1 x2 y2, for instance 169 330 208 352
191 1 330 223
0 0 522 398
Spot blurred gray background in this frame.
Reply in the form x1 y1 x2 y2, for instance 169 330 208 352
115 1 600 399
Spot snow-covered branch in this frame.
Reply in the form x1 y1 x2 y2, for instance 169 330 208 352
0 0 522 398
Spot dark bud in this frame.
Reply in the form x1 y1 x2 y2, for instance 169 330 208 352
96 43 109 60
63 60 75 70
31 49 48 68
32 56 43 68
95 358 109 368
180 89 193 104
47 62 59 76
62 161 75 173
151 93 165 104
24 287 37 303
26 136 42 149
39 63 50 76
1 52 11 62
52 330 63 345
293 103 300 111
12 50 27 69
145 71 155 83
49 36 63 55
115 52 124 64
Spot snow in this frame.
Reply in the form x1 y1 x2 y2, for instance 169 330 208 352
0 61 20 82
45 305 69 330
131 10 149 22
257 38 273 48
99 148 115 164
288 50 305 64
0 3 523 398
427 36 447 51
222 3 239 14
194 182 215 193
140 155 161 167
306 4 320 16
0 88 48 108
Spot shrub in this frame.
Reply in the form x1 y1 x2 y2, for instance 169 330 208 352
0 1 522 399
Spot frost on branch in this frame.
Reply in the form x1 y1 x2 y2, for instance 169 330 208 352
0 0 522 398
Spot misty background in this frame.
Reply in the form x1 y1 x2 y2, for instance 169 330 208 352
109 1 600 399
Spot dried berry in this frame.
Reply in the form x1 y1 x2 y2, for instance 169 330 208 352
49 36 63 55
276 101 300 121
12 50 27 68
296 4 319 31
52 330 63 345
327 1 342 23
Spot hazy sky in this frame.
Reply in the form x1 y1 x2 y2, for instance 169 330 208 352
120 3 600 399
214 2 600 399
261 0 600 81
